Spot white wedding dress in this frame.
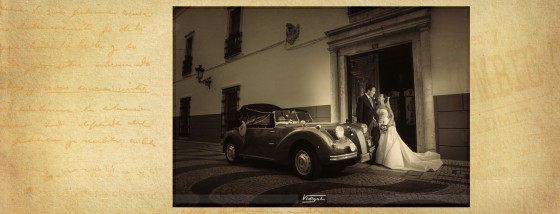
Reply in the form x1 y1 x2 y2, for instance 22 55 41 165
375 108 443 172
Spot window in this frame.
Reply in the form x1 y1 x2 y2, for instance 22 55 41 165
224 7 242 59
182 32 194 76
221 86 240 137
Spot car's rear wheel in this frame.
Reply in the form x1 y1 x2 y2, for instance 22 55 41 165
225 141 241 164
292 145 322 180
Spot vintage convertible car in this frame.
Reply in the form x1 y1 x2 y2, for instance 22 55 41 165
221 104 374 179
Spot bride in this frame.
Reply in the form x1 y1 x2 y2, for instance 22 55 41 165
375 93 443 172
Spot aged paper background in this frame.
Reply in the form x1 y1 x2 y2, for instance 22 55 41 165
1 0 559 213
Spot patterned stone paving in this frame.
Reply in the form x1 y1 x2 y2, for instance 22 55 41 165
356 159 470 186
173 139 469 207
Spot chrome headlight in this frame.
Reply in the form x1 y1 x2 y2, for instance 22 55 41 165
335 126 345 139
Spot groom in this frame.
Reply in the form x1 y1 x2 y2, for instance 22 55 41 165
356 83 380 162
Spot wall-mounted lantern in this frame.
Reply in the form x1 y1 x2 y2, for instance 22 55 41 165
195 65 211 89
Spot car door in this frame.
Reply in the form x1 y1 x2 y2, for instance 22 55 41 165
244 113 279 159
245 127 280 159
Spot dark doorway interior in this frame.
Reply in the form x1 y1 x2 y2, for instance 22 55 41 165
346 43 417 151
179 97 191 137
378 43 417 151
222 86 240 138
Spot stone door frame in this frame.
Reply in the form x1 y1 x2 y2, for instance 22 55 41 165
325 8 436 152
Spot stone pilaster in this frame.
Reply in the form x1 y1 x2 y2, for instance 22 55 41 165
419 24 437 152
329 49 340 123
338 54 348 123
412 41 425 152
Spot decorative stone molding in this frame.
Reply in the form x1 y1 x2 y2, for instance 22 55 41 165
418 23 431 32
326 8 430 50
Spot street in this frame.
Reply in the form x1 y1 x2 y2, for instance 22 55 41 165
173 139 469 207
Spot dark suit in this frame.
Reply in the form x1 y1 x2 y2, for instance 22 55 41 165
356 94 380 162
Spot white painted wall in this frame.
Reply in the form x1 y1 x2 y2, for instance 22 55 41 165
173 7 470 117
430 7 470 96
243 8 347 53
173 8 347 117
173 7 228 83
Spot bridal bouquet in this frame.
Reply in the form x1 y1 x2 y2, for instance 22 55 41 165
379 124 389 133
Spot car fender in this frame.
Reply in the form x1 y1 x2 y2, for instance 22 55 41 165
274 128 333 165
222 129 244 153
346 123 372 162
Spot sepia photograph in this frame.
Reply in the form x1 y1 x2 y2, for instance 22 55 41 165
172 6 470 207
4 0 560 212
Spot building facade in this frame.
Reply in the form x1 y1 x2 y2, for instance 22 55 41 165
173 7 470 160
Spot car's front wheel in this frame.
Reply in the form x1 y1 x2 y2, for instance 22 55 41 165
292 145 322 180
225 141 241 164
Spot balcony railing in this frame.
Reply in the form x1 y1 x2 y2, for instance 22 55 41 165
224 32 242 59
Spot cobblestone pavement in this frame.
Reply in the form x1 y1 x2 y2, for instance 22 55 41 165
173 139 469 207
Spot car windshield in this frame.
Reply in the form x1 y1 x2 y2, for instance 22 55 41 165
275 110 313 123
296 112 313 123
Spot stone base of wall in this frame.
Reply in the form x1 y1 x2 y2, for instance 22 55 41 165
188 114 221 142
435 93 470 161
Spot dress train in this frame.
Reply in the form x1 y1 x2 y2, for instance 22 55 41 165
375 126 443 172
